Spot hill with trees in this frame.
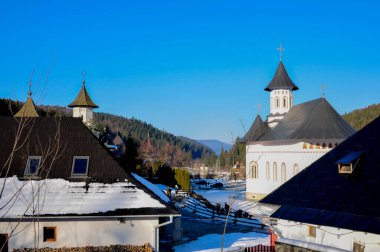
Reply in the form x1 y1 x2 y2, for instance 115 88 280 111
0 98 214 167
342 103 380 130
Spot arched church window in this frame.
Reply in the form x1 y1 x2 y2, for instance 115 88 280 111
275 96 280 108
328 143 333 148
303 143 308 149
293 164 299 175
310 143 314 149
266 162 270 180
249 161 258 179
281 163 286 182
335 143 338 147
316 143 321 149
273 162 278 181
283 97 287 108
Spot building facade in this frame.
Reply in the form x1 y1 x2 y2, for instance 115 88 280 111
245 61 355 200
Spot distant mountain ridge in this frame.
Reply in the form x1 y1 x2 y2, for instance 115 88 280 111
196 139 232 155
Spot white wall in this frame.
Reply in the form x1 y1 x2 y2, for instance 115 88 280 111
269 89 293 116
245 140 341 199
73 107 93 124
1 218 158 250
276 219 380 252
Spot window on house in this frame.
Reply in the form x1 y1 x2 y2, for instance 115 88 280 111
283 97 287 108
250 162 258 179
266 162 270 180
24 156 42 175
0 234 8 252
353 242 365 252
71 156 89 176
307 225 316 238
337 151 363 174
281 163 286 182
43 227 57 242
273 162 278 181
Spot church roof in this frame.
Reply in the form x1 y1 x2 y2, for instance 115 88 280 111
264 61 299 91
14 96 39 117
258 98 355 141
68 82 99 108
0 117 178 217
243 115 269 143
260 115 380 235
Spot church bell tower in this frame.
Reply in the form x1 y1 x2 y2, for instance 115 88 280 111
68 75 98 125
265 45 299 128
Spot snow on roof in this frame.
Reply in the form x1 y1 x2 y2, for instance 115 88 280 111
131 173 171 204
0 176 165 218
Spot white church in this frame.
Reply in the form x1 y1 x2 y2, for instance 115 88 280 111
244 59 356 200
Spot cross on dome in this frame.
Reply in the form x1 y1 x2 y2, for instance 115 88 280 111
277 44 285 61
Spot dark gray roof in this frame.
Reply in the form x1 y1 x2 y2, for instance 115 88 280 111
258 98 356 141
243 115 268 143
261 115 380 234
0 117 178 216
264 61 299 91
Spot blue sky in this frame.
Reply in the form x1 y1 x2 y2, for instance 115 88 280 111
1 1 379 143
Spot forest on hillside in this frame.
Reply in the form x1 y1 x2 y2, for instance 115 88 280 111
342 103 380 130
0 98 214 168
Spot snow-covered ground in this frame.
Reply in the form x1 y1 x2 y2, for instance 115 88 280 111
173 231 269 252
192 179 246 209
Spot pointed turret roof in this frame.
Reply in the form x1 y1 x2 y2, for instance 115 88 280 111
15 87 39 118
243 115 268 143
264 61 299 91
68 81 98 108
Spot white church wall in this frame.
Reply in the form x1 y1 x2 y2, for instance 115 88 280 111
246 140 338 200
269 89 293 115
276 219 380 252
1 218 158 250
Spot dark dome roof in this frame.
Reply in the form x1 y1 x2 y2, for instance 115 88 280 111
264 61 299 91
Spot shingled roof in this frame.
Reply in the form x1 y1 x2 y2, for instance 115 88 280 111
14 96 39 117
261 115 380 234
0 117 178 217
68 82 99 108
258 98 355 141
243 115 269 143
264 61 299 91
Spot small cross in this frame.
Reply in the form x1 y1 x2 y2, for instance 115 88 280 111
28 80 32 97
257 103 261 114
277 44 285 61
321 83 326 98
82 71 86 86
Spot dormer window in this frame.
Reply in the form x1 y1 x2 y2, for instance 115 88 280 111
71 156 89 176
337 151 363 174
24 156 42 175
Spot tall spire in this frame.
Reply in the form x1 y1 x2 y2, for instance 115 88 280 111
15 81 39 118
